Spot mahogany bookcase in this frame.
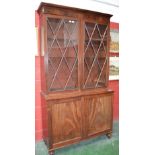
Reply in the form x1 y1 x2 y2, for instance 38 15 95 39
37 2 114 154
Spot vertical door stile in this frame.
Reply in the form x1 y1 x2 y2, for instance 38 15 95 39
48 103 53 149
79 14 90 138
44 15 48 93
106 21 110 87
110 93 114 130
77 14 83 138
78 14 84 90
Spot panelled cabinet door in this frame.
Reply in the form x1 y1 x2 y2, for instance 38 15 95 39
48 98 82 148
83 17 110 89
84 94 113 136
46 16 79 92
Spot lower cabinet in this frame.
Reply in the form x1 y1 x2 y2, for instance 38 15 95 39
47 92 113 151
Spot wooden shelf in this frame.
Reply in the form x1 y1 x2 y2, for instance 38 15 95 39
47 37 78 41
85 38 107 42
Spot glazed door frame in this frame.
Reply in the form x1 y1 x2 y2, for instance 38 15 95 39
42 13 82 93
81 15 110 89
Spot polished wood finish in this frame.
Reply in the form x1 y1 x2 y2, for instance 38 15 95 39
85 94 112 136
37 2 113 154
42 88 113 100
49 97 82 144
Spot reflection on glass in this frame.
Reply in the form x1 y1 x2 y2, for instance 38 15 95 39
84 22 108 89
47 17 78 91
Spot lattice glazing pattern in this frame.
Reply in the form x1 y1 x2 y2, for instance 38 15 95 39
84 22 108 89
47 17 78 91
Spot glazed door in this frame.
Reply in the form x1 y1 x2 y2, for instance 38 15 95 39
83 17 110 89
46 15 79 92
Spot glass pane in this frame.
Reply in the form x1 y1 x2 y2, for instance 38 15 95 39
83 22 108 89
47 17 78 91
